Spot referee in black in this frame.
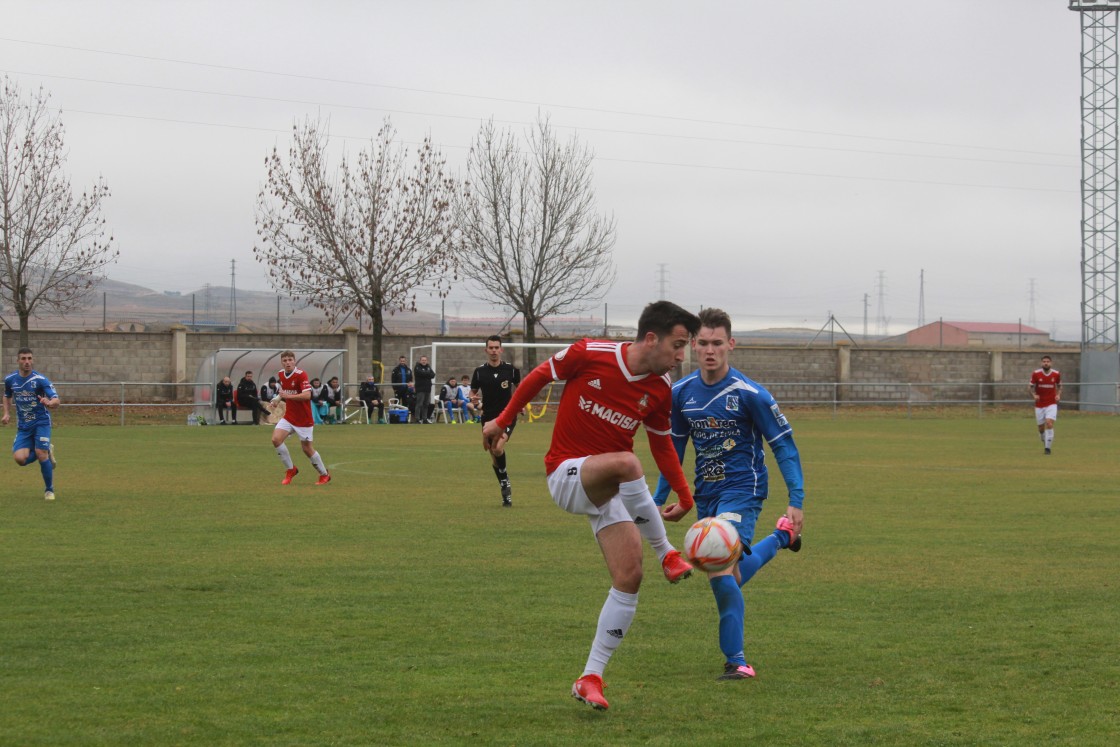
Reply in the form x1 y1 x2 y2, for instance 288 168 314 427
470 334 521 507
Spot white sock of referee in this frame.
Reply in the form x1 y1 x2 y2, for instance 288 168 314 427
617 476 674 560
582 587 638 677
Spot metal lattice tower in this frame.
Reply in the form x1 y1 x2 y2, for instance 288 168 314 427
1072 1 1120 351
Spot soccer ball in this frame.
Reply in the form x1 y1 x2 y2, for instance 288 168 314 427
683 517 742 573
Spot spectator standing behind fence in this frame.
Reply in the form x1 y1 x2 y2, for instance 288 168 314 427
325 377 343 424
216 376 235 425
237 371 267 425
391 356 412 405
359 374 385 424
260 376 280 405
412 355 436 424
3 347 60 501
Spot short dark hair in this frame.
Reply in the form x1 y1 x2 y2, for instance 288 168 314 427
636 301 701 340
486 335 502 345
1041 355 1052 361
698 308 733 337
17 347 32 356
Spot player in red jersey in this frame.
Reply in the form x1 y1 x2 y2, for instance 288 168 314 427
482 300 701 711
1029 355 1062 455
271 351 331 485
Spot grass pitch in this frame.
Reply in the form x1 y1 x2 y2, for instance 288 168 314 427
1 414 1117 745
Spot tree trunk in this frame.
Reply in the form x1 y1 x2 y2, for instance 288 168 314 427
370 306 385 377
523 315 538 369
18 309 30 348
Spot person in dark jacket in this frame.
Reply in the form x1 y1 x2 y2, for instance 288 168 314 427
216 376 235 424
390 356 413 410
359 374 385 424
412 355 436 423
236 371 267 425
325 376 343 424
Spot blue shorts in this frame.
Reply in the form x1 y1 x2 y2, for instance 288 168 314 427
13 425 52 454
696 492 765 546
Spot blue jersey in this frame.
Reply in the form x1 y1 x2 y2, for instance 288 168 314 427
4 370 58 430
657 368 804 508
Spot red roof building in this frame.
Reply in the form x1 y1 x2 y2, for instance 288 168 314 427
904 321 1050 348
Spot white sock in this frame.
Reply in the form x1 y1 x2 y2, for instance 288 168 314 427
617 476 673 560
310 451 327 475
276 443 293 469
583 587 638 677
1044 429 1054 449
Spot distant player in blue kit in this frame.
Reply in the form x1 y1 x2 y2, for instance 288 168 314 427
654 308 805 680
3 348 60 501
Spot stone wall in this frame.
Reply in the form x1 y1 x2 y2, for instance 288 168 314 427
0 327 1082 406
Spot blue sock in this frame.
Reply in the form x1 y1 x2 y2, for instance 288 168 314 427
737 533 782 586
21 453 37 467
710 575 746 666
40 459 54 491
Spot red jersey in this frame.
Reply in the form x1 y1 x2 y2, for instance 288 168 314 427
494 339 692 506
278 367 314 427
1030 367 1061 407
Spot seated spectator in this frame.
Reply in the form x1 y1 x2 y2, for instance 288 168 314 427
440 376 460 423
309 377 329 425
216 376 235 425
359 374 386 424
325 376 343 424
236 371 268 425
457 376 478 423
260 376 280 404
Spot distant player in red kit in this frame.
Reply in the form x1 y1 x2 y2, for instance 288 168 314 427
482 300 700 711
271 350 331 484
1029 355 1061 455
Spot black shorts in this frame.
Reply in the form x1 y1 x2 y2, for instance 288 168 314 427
482 416 516 440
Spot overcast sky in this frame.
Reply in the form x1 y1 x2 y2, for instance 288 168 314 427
0 0 1086 337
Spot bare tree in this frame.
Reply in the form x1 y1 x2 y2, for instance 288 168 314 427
459 116 617 362
0 77 116 346
254 118 461 364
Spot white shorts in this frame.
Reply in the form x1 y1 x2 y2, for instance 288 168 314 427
547 457 632 536
274 419 315 442
1035 405 1058 425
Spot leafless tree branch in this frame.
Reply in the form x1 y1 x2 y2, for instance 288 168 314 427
253 117 462 361
0 76 117 346
459 114 616 361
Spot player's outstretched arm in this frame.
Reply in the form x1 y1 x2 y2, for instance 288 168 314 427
647 431 693 522
770 435 805 535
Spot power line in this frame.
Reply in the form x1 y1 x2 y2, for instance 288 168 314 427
45 107 1076 194
0 36 1077 158
0 69 1077 169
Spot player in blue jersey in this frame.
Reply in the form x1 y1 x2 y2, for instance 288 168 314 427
653 308 804 680
3 348 60 501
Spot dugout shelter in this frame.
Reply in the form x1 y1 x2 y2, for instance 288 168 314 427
195 348 345 423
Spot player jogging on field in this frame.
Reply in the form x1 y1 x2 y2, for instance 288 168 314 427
654 308 805 681
1029 355 1061 455
482 301 700 712
271 351 331 485
3 348 60 501
470 335 521 507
